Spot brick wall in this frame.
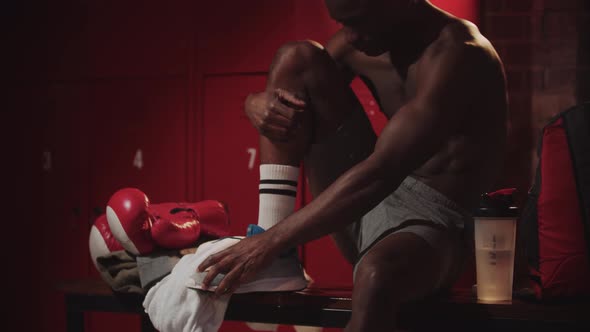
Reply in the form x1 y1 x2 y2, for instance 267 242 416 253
481 0 590 204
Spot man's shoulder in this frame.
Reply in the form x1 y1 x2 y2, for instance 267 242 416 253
420 20 499 78
324 29 390 73
432 20 497 64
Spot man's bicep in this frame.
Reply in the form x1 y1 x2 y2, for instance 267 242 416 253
371 101 450 179
371 45 479 179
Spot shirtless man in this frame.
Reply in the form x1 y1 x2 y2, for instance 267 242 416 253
199 1 508 330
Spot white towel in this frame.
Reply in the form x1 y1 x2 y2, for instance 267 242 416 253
142 240 235 332
143 237 309 332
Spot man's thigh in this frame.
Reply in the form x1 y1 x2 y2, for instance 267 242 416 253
353 225 464 303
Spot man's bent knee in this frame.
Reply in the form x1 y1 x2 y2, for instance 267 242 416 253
355 257 406 299
354 233 446 303
270 40 330 77
277 40 325 62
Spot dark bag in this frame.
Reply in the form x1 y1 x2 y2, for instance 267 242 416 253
519 103 590 299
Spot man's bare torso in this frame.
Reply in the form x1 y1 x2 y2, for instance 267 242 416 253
335 20 508 210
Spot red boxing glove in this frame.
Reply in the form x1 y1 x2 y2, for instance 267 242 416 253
106 188 155 255
186 200 230 238
89 214 124 270
150 200 230 248
149 203 201 249
107 187 230 255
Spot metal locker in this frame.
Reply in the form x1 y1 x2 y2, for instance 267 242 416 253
37 84 92 332
86 78 189 332
200 74 266 236
85 0 193 78
197 0 297 75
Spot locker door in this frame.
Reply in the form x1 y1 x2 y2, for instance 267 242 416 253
87 78 189 332
202 74 312 332
197 0 296 74
201 74 267 236
431 0 480 24
88 78 188 207
86 0 193 78
36 84 91 332
351 78 388 136
45 0 88 81
294 0 341 43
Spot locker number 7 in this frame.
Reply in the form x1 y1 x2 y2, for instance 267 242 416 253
247 148 257 170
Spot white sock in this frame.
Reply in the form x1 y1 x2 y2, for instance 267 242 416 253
257 164 299 230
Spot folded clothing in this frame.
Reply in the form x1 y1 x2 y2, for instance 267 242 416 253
96 250 144 295
136 250 182 289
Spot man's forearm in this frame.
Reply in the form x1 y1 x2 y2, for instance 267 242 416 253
266 153 403 251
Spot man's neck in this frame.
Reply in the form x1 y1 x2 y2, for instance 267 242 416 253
387 2 453 77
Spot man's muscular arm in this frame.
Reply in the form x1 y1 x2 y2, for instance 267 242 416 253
244 29 357 141
269 41 487 249
198 38 489 297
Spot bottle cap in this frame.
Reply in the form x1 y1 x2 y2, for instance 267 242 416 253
474 188 520 218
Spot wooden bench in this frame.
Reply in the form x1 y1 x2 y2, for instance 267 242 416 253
58 279 589 332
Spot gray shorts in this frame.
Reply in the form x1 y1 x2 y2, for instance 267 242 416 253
304 108 472 290
354 176 472 289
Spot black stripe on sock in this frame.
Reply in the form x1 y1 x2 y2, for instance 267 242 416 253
259 179 298 187
259 189 297 197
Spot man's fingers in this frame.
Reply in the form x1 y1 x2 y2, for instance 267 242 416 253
200 263 224 288
271 101 303 125
198 252 223 272
275 89 306 109
265 105 293 127
214 265 243 297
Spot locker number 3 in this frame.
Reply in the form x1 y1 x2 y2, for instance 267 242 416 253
133 149 144 170
247 148 257 170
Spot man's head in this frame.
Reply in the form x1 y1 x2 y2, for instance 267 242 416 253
324 0 423 55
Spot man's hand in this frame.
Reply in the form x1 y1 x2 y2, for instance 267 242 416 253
197 233 281 297
244 89 306 141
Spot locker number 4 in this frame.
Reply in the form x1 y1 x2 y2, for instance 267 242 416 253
134 149 144 170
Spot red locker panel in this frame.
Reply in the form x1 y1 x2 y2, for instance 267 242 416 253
4 86 34 330
86 78 189 332
44 0 88 81
86 0 194 78
197 0 296 74
8 2 64 81
201 74 315 331
36 84 91 332
88 78 189 208
351 78 388 136
431 0 480 25
200 74 266 234
294 0 341 43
